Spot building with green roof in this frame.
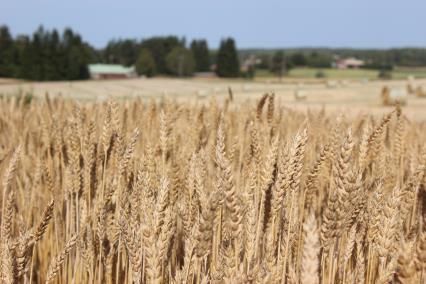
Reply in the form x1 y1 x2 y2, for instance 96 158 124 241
88 64 137 80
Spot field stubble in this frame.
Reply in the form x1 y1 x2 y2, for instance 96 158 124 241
1 77 426 120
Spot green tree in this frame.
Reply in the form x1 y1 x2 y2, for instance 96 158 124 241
19 36 35 79
136 48 156 77
216 38 239 77
62 28 90 80
140 36 185 74
315 70 326 78
190 39 210 72
307 51 331 68
0 26 15 77
44 29 63 80
13 35 30 78
30 26 46 80
290 52 306 66
165 47 195 76
0 25 93 81
104 39 138 66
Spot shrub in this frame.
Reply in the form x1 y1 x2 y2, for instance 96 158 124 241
315 70 326 78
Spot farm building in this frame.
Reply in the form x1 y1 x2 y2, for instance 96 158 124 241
333 57 365 69
88 64 137 80
240 54 261 73
193 72 217 78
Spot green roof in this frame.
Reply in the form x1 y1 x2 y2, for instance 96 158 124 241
88 64 135 74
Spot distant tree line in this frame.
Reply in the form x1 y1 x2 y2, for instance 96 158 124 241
103 37 239 78
0 25 239 80
247 51 334 71
242 48 426 71
0 26 94 81
2 24 426 81
105 37 208 77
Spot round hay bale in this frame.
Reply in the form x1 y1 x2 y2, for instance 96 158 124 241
381 86 407 106
326 80 338 88
294 90 307 101
197 90 209 98
416 86 426 98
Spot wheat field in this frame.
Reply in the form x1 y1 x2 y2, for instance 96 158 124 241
0 93 425 283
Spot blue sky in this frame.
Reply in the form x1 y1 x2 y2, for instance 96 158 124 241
1 0 425 49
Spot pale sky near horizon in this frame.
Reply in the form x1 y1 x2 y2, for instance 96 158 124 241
1 0 425 49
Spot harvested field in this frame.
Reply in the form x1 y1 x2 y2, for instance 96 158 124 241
1 77 426 120
0 92 425 283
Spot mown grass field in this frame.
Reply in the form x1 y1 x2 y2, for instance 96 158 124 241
256 67 426 80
